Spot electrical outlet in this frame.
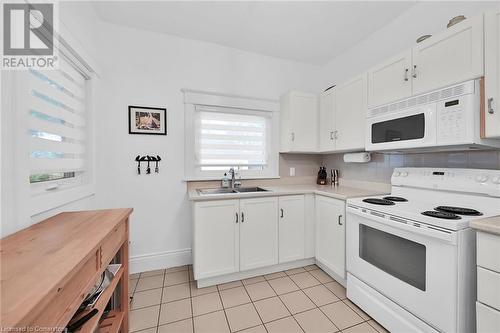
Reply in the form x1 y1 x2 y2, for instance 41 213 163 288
290 167 295 176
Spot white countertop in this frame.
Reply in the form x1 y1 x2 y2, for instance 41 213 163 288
188 183 389 201
471 215 500 236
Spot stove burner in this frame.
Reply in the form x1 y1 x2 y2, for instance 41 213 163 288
383 196 408 202
362 198 395 205
422 211 461 220
435 206 483 216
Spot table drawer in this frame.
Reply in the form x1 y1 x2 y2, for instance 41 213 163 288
31 250 99 326
477 301 500 333
101 221 126 267
477 232 500 273
478 267 500 310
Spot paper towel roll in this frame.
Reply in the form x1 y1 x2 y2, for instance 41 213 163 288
343 152 371 163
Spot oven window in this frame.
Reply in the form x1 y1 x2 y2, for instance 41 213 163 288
371 114 425 143
359 224 426 291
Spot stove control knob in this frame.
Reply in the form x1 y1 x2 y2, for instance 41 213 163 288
475 175 489 183
401 171 409 177
492 176 500 184
393 171 401 177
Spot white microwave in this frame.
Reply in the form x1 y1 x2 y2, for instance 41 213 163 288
365 80 500 152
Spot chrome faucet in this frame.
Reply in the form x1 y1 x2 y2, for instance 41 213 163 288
228 168 242 189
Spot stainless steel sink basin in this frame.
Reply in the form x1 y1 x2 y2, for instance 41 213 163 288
197 188 238 195
197 187 269 195
235 187 269 193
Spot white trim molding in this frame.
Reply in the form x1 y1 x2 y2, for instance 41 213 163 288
130 248 192 274
182 89 279 112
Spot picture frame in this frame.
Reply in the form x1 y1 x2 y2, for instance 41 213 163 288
128 105 167 135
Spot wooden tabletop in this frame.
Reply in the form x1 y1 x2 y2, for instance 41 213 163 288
0 208 133 328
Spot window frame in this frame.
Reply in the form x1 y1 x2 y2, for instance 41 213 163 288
184 90 280 180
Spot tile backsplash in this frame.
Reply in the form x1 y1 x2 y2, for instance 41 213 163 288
322 150 500 184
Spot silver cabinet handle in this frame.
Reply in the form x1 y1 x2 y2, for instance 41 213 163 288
291 132 295 142
338 214 343 225
241 212 245 222
334 130 338 140
236 212 238 223
488 97 494 114
329 131 334 140
280 208 284 218
412 65 417 78
404 68 409 82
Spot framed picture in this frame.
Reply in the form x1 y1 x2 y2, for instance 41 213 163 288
128 105 167 135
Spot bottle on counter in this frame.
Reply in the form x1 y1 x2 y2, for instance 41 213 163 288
221 173 230 188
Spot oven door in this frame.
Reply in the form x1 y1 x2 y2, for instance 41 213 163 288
346 207 458 332
366 104 437 151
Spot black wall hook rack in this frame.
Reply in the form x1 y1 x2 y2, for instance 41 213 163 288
135 155 162 174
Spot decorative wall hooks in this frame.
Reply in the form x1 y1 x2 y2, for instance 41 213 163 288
135 155 162 174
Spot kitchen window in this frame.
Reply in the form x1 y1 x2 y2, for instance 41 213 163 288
184 90 279 180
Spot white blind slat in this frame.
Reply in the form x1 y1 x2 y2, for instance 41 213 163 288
29 137 85 155
29 156 85 173
29 116 85 141
28 73 84 113
29 96 86 127
196 110 267 168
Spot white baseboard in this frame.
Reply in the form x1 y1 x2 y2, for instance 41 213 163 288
130 248 192 274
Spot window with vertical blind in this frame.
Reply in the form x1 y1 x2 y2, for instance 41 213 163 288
25 57 89 192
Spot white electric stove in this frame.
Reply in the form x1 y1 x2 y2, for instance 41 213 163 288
346 167 500 333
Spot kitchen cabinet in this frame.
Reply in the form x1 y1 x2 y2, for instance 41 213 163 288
368 15 484 108
278 195 305 263
239 197 279 271
484 9 500 138
280 91 318 152
193 200 240 279
368 50 413 108
319 74 367 152
315 195 346 279
412 14 483 95
334 74 367 151
319 88 336 151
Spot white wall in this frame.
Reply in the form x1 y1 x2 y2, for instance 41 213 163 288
91 22 322 272
320 1 500 90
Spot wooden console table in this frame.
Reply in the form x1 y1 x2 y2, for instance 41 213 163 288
0 208 133 332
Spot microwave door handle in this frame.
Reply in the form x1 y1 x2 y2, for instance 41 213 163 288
404 68 409 82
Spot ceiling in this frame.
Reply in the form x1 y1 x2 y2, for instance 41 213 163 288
92 1 416 66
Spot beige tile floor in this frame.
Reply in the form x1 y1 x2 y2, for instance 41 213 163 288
128 265 389 333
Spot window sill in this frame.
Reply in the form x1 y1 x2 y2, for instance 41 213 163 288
30 184 95 216
184 176 281 182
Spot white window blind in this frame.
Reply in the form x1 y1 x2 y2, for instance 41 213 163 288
194 105 269 171
26 58 87 184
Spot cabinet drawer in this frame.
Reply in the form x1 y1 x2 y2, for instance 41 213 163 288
477 301 500 333
101 221 126 268
31 251 99 326
478 267 500 310
477 232 500 273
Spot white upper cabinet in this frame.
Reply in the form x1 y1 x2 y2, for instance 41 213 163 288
318 88 336 151
412 15 484 95
368 50 413 108
193 200 240 279
335 73 367 151
280 91 318 152
484 9 500 138
368 14 484 109
278 195 305 263
239 197 279 271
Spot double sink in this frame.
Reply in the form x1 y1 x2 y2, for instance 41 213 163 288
197 187 269 195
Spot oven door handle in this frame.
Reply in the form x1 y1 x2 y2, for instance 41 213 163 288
347 206 457 244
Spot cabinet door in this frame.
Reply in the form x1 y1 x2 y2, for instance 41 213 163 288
278 195 305 263
412 15 483 95
335 73 367 151
485 10 500 138
290 91 318 151
315 196 346 279
193 200 240 279
319 89 336 151
240 197 279 271
368 50 412 108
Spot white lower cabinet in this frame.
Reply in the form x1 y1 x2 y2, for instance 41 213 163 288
278 195 305 263
193 199 240 279
240 197 279 271
315 195 346 279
